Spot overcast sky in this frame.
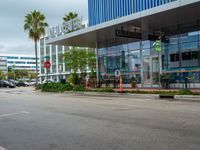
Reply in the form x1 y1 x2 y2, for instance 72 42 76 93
0 0 88 55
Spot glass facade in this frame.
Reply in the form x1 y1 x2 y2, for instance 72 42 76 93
88 0 177 26
98 21 200 86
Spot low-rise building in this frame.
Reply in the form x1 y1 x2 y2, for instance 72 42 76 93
0 54 39 72
0 56 7 74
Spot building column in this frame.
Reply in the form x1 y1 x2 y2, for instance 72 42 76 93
50 45 53 80
56 45 59 82
95 42 100 86
62 46 66 79
44 38 47 81
140 40 144 88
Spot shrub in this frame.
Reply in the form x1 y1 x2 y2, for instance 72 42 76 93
40 82 73 92
35 84 44 90
73 85 85 92
67 74 80 85
176 89 194 95
100 87 114 92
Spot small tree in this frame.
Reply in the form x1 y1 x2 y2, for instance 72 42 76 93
0 70 5 80
7 72 15 80
64 48 96 85
15 70 28 79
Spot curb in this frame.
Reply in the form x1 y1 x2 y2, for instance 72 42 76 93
68 92 200 103
174 95 200 102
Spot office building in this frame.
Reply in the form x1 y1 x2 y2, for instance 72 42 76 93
0 56 7 74
0 54 39 72
47 0 200 88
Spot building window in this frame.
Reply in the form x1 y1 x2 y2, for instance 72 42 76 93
182 51 198 61
170 54 179 62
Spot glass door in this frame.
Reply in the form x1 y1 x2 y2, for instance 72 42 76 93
143 57 151 85
152 57 159 85
142 56 159 86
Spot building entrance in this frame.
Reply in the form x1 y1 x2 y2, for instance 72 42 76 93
142 55 160 87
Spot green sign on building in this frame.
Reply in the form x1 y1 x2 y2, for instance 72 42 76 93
154 40 162 52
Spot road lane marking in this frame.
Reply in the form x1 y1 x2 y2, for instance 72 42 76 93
0 111 30 119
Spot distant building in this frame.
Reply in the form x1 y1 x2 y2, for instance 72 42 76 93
0 54 39 72
0 56 7 74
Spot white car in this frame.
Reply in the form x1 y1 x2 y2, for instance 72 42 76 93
42 79 55 84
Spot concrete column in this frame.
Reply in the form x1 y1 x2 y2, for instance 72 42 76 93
44 38 47 81
95 42 99 85
56 45 59 82
50 45 53 80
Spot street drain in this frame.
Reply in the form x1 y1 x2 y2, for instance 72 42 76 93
159 95 174 99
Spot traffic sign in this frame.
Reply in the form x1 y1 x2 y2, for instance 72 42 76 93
44 61 51 69
153 40 162 52
115 70 121 78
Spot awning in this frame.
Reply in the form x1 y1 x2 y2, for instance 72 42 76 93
47 0 200 48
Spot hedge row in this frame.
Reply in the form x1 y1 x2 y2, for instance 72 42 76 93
36 82 73 92
36 83 198 95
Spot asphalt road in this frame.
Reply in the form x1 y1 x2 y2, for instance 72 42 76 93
0 87 200 150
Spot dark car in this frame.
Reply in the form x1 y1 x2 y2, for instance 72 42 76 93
9 80 19 86
0 80 16 88
17 81 27 87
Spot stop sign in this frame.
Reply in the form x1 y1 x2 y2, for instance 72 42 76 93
44 61 51 69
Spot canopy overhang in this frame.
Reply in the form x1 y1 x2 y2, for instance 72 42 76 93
47 0 200 48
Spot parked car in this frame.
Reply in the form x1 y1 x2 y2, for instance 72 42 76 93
42 79 55 84
9 80 19 86
17 81 27 87
0 80 16 88
29 79 36 86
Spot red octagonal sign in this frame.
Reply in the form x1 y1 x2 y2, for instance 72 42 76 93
44 61 51 69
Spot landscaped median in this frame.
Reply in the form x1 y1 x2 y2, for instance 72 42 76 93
36 82 200 102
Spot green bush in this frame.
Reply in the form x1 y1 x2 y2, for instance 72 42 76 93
176 89 194 95
131 89 198 96
39 82 73 92
91 87 114 93
67 74 80 85
73 85 85 92
35 84 44 90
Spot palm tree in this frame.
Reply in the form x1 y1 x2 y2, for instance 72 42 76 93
63 12 78 22
24 10 48 85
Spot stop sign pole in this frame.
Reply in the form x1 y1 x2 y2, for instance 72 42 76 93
115 70 123 93
44 61 51 82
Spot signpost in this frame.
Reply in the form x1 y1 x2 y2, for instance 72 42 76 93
85 75 90 92
44 61 51 82
44 61 51 69
115 70 123 93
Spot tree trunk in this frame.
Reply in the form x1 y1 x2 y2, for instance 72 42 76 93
35 41 38 85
